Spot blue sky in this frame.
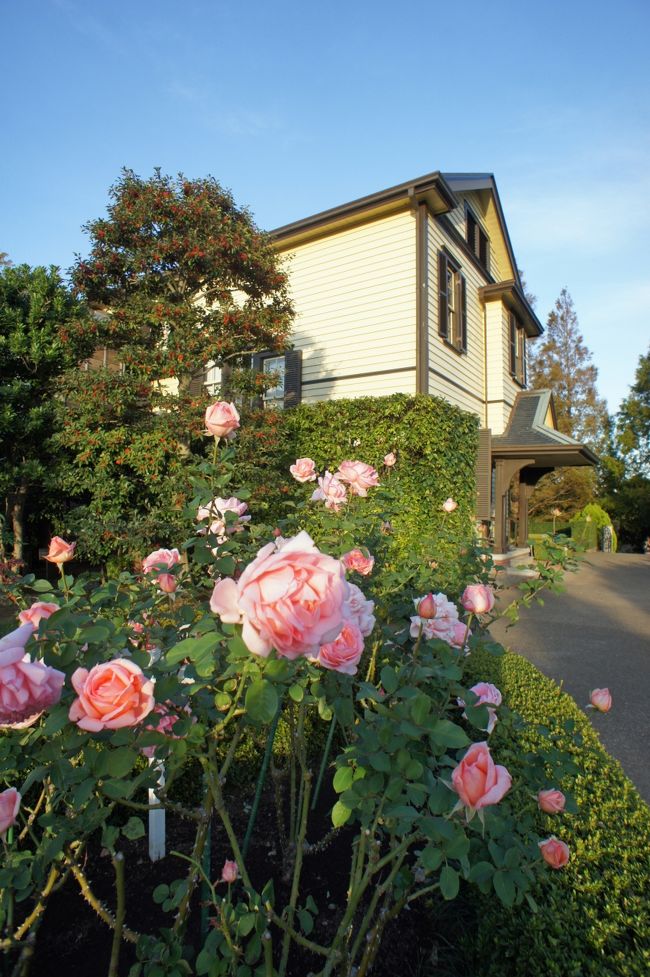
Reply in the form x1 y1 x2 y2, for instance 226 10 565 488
3 0 649 412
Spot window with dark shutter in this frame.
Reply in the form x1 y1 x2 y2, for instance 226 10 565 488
188 369 207 396
509 313 518 376
283 349 302 408
466 207 490 273
438 252 449 338
459 275 467 352
509 313 526 384
252 349 302 409
475 429 492 520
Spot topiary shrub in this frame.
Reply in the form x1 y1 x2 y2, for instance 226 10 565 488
570 503 618 552
464 646 650 977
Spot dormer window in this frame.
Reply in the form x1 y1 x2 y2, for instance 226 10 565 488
466 209 489 272
509 312 526 385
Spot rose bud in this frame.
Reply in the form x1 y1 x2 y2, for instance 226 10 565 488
589 688 612 713
538 836 570 869
221 859 238 883
461 584 495 615
442 498 458 513
204 401 240 439
417 593 436 619
537 789 566 814
44 536 76 564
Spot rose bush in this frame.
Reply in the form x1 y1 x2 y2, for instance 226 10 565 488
0 413 588 977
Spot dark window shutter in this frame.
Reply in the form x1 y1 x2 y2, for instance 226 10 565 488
188 369 207 396
438 251 448 337
467 212 477 253
283 349 302 408
459 275 467 352
475 428 492 520
509 314 517 375
522 334 527 386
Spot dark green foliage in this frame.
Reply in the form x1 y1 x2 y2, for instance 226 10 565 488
235 393 479 589
465 647 650 977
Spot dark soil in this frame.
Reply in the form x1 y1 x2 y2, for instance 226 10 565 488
14 780 476 977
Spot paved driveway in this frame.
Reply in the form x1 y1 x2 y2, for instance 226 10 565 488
489 552 650 804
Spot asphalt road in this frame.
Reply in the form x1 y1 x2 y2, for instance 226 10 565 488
489 551 650 804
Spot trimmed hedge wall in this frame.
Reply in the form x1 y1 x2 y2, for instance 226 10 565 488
234 394 479 584
465 646 650 977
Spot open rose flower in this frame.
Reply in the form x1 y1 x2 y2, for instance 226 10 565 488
538 789 566 814
311 471 348 511
290 458 317 483
141 702 194 758
18 602 60 629
142 548 181 574
448 621 471 652
69 659 155 732
538 837 570 868
459 682 502 734
0 624 65 728
204 401 240 439
336 460 379 497
44 536 76 564
316 622 364 675
410 593 460 643
197 497 250 523
210 531 348 659
343 583 376 636
341 549 374 576
451 741 512 812
461 584 495 615
442 498 458 513
0 788 21 838
588 688 612 713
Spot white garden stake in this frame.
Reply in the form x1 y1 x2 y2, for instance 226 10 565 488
148 758 166 861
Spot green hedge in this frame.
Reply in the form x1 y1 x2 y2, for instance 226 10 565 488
234 394 479 582
465 647 650 977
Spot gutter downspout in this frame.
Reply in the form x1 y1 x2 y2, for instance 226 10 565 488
411 193 429 395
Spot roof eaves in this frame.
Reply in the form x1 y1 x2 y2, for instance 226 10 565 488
270 170 458 242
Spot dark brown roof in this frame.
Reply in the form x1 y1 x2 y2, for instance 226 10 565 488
493 390 599 467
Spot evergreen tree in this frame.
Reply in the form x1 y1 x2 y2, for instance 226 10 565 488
527 288 607 517
0 265 94 560
616 346 650 475
55 169 294 567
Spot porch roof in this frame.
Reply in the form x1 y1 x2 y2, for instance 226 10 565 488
492 390 599 469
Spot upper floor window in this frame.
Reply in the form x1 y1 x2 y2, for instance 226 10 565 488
509 313 526 385
438 251 467 353
466 209 489 272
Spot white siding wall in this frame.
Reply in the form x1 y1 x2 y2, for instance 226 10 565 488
426 213 486 421
484 300 520 434
279 210 417 402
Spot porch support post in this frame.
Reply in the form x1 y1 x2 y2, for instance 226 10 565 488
494 458 535 553
517 481 534 547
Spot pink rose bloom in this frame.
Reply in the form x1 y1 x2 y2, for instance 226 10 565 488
221 859 238 883
451 741 512 812
290 458 317 483
44 536 76 564
589 688 612 713
0 788 21 838
342 582 376 637
69 658 155 732
383 452 396 467
336 460 380 497
142 548 181 574
341 549 374 576
410 593 460 643
157 573 178 594
210 531 348 659
538 789 566 814
141 702 193 758
448 621 471 651
538 836 570 869
460 682 502 734
461 584 495 615
317 622 364 676
197 497 250 522
204 401 240 439
442 498 458 513
0 624 65 728
311 471 348 511
18 602 60 629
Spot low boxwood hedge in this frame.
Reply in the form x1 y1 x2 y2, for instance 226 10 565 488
464 646 650 977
